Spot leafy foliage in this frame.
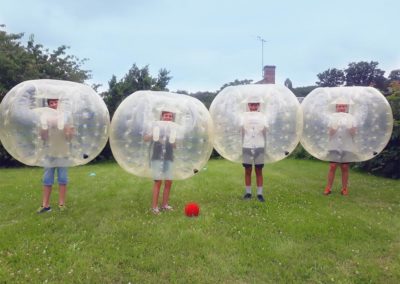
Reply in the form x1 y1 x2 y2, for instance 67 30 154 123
345 61 386 89
0 27 91 166
316 68 345 87
101 64 171 118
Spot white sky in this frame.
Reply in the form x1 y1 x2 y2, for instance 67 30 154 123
1 0 399 93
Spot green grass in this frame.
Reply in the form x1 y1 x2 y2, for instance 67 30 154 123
0 159 399 283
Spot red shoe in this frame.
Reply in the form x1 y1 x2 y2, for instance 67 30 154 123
323 187 332 195
341 188 349 195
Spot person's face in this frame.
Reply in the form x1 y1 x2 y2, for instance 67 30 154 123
336 104 348 113
161 111 174 121
48 99 59 110
248 103 260 112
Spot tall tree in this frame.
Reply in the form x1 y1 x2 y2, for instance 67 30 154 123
316 68 345 87
284 78 293 90
344 61 386 89
0 29 90 103
388 69 400 82
0 27 91 166
101 64 171 118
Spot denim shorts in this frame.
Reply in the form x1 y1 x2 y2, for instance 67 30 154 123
43 167 68 185
151 160 173 180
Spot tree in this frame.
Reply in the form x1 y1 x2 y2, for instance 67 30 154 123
0 27 91 166
284 78 293 90
218 79 253 92
344 61 386 89
101 64 171 118
316 68 345 87
388 69 400 82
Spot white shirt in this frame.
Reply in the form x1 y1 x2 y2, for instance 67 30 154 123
240 112 268 148
328 112 356 152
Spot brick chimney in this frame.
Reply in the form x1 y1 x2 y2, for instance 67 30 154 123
263 65 276 84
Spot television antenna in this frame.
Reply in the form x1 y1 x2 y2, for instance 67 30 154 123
257 36 267 77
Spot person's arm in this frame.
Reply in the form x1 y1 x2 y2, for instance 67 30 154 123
64 126 75 141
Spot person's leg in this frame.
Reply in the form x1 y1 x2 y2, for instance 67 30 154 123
152 180 162 210
57 167 68 206
255 167 263 187
255 165 265 202
242 165 253 199
42 168 55 208
245 166 252 187
324 163 337 195
162 180 173 209
340 163 349 195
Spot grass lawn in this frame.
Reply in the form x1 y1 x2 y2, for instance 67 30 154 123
0 158 399 283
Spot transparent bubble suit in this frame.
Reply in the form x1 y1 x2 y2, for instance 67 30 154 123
300 86 393 163
110 91 214 180
209 84 302 163
0 79 110 167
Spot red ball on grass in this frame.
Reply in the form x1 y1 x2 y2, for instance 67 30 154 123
185 202 200 217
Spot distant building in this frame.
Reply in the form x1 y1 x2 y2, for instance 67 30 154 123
255 65 304 103
255 65 276 84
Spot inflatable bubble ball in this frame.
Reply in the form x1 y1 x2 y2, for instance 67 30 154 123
0 79 110 167
300 86 393 163
209 84 302 164
109 91 213 180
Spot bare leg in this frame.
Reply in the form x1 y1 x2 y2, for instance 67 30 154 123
59 184 67 206
340 164 349 188
42 185 52 208
244 167 252 186
152 180 162 209
326 163 337 189
162 180 173 207
255 167 263 187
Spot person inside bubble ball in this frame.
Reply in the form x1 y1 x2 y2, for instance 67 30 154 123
37 98 75 213
144 108 178 214
241 96 268 202
324 97 356 196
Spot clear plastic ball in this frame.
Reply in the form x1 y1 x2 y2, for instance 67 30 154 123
109 91 213 180
209 84 302 163
0 79 110 167
300 86 393 163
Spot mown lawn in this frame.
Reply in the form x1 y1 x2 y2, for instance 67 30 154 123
0 159 399 283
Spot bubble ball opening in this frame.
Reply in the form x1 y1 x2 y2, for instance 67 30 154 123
109 91 214 180
0 79 110 167
209 84 302 164
300 86 393 163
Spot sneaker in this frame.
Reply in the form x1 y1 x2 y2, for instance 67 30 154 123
58 204 67 211
37 206 52 213
323 187 332 195
257 194 265 202
161 205 173 211
341 188 349 196
151 207 160 215
243 193 252 200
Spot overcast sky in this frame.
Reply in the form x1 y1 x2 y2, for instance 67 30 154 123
1 0 399 93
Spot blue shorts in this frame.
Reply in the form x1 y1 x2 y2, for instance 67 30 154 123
43 167 68 186
151 160 173 180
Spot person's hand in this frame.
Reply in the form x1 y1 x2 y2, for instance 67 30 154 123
40 129 48 141
329 127 337 137
64 127 75 141
349 127 356 136
143 134 152 142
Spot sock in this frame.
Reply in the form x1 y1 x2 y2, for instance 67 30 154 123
245 186 251 194
257 187 263 195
